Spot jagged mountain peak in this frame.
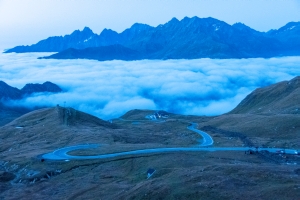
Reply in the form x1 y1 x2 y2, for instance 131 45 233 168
4 16 300 58
120 23 154 40
278 21 300 32
167 17 180 24
181 16 220 23
232 22 260 33
101 28 117 33
99 28 119 37
232 22 250 29
161 17 181 29
42 81 63 92
267 21 300 35
82 26 93 32
179 16 227 29
128 23 154 32
70 26 94 36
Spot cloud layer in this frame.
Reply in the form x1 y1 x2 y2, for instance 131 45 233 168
1 53 299 119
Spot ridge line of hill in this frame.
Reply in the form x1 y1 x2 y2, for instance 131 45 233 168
0 81 62 100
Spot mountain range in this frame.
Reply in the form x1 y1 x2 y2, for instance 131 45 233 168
4 17 300 60
0 81 62 100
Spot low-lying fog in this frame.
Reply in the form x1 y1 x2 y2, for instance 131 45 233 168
1 52 299 119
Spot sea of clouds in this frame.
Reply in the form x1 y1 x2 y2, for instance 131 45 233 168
0 52 299 119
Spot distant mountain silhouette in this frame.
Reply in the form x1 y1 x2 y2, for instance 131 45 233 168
0 81 23 100
5 27 97 53
0 81 62 100
0 81 62 126
229 76 300 114
21 81 62 96
42 45 142 61
4 16 300 59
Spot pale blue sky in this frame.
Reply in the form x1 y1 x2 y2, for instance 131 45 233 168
1 0 300 50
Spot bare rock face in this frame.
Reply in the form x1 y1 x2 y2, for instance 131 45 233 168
229 76 300 114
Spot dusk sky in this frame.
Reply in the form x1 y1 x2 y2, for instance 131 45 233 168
1 0 300 50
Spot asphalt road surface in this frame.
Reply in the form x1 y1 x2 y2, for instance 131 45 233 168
42 122 298 161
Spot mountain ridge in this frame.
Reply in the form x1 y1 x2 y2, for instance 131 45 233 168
41 45 142 61
229 76 300 115
0 81 62 126
5 16 300 60
0 81 62 100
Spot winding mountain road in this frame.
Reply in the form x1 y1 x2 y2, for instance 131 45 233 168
42 121 298 161
187 123 213 146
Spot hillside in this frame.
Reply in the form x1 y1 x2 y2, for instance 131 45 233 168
5 17 300 59
0 78 299 199
1 108 299 199
229 76 300 114
198 76 300 149
0 102 31 127
0 106 117 159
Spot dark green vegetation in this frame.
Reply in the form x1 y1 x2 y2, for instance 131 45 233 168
0 77 299 199
5 17 300 60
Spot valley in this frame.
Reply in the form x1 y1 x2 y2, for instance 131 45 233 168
0 76 299 199
1 1 300 199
